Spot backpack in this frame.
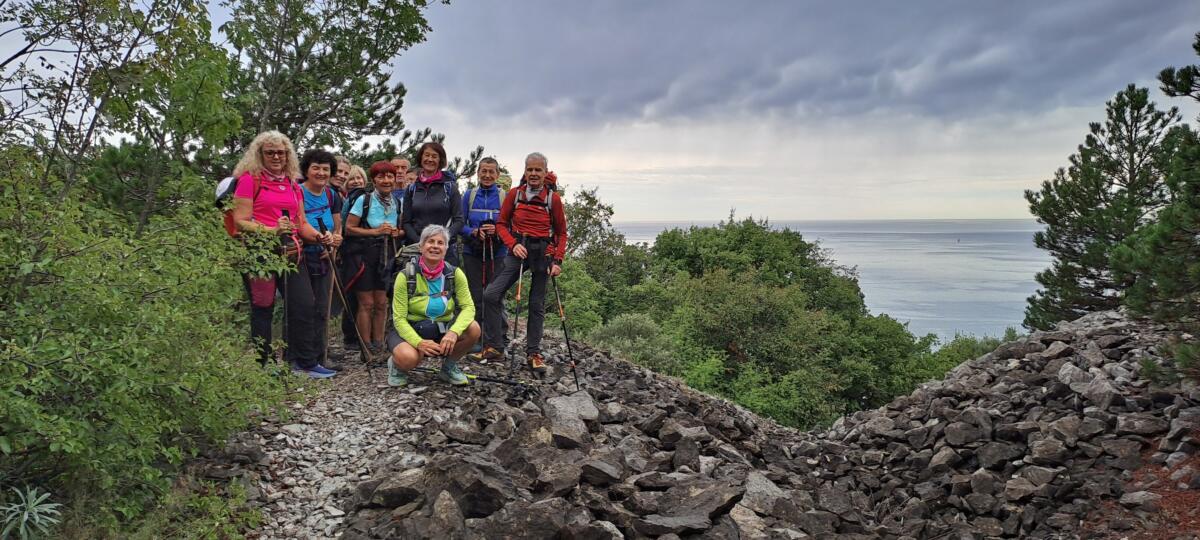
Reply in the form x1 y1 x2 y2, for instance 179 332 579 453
303 186 338 224
398 256 457 304
404 180 454 211
514 185 555 220
466 186 501 221
516 171 558 192
218 175 263 237
341 187 370 227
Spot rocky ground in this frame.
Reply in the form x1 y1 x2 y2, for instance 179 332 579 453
198 311 1200 538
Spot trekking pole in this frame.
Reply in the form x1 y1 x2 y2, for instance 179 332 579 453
506 254 526 381
280 210 292 366
551 275 582 391
319 218 375 382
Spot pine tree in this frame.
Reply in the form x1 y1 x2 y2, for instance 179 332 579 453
1113 125 1200 321
1024 84 1180 330
1114 32 1200 329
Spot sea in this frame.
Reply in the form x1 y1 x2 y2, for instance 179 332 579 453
613 219 1049 342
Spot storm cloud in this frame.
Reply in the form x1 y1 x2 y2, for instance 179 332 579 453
399 2 1197 122
390 1 1200 221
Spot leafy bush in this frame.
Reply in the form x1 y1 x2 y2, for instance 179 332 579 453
586 313 676 372
0 148 288 524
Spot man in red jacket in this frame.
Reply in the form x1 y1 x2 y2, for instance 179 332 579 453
478 152 568 374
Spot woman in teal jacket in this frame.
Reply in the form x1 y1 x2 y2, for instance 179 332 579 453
386 224 481 387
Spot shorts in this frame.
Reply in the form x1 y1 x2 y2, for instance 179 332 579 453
386 319 448 351
351 245 390 292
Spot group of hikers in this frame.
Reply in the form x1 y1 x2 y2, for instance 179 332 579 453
221 130 569 387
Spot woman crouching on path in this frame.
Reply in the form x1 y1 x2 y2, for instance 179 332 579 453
230 131 337 378
387 225 480 387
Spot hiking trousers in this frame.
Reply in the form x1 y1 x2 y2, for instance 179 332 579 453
463 252 508 347
482 253 548 355
243 261 329 369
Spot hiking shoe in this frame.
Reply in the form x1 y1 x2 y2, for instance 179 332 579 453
528 353 547 374
439 359 471 386
311 364 337 376
292 366 336 379
469 346 503 362
344 340 360 352
321 358 344 371
387 361 407 387
469 341 483 354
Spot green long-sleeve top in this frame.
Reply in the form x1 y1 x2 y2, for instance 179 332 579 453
391 267 475 347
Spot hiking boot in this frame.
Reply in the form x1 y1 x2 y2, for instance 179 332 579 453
439 359 470 386
469 341 483 354
469 345 503 362
528 353 547 374
387 361 407 387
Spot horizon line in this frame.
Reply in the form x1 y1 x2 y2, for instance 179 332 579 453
612 217 1039 223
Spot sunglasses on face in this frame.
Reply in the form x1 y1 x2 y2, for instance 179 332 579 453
262 150 287 158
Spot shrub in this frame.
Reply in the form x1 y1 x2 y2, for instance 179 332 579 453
0 148 287 524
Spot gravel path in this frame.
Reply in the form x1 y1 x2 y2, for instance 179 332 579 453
249 341 571 539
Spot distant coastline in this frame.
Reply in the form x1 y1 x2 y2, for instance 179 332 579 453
613 219 1047 341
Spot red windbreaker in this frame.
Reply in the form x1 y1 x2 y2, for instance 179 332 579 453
497 186 568 262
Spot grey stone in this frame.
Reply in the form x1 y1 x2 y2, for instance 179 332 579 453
634 514 711 536
1118 491 1162 512
1082 378 1121 409
1117 414 1169 436
742 471 785 515
944 422 983 446
1004 477 1039 501
970 469 998 495
817 482 854 516
795 510 837 536
929 446 961 472
978 442 1023 469
1102 438 1142 459
1030 438 1069 466
368 468 424 508
728 504 770 539
659 480 743 519
1018 465 1059 486
1057 362 1091 385
581 456 625 487
442 421 490 445
1040 341 1074 360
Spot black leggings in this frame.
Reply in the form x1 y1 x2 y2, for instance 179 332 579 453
242 259 331 368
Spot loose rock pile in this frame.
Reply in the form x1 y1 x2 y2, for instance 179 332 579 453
214 310 1197 538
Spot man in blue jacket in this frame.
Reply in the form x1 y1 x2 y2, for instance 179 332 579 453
461 157 508 352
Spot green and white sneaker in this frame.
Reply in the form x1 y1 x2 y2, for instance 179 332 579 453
387 360 407 387
439 359 470 386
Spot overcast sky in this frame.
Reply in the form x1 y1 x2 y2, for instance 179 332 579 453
389 1 1200 221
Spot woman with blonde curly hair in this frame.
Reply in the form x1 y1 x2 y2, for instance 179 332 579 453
231 130 337 379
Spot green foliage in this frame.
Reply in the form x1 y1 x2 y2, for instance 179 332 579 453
586 313 676 372
1024 84 1181 329
0 147 288 523
219 0 435 153
547 259 603 336
576 217 967 429
122 478 261 540
1 486 62 540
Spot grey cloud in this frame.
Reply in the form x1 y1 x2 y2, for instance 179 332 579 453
394 1 1200 124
